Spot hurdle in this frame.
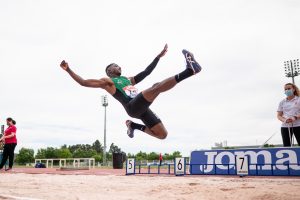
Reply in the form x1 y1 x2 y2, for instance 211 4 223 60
126 157 187 176
125 158 238 176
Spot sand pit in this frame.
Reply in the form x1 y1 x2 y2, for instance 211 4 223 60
0 169 299 200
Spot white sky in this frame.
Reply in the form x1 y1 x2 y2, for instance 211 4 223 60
1 0 300 156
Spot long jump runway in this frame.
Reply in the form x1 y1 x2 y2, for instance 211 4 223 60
0 168 299 200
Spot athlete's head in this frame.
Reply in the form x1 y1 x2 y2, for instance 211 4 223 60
284 83 300 96
106 63 121 78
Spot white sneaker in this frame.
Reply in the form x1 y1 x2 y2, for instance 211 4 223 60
126 120 134 138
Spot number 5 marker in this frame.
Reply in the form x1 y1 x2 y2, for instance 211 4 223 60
126 158 135 175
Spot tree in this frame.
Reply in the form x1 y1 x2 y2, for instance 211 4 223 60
35 147 71 166
127 153 135 158
44 147 58 158
57 148 72 158
135 151 147 161
68 144 84 154
163 153 171 160
35 148 47 159
162 151 182 160
109 143 121 153
33 142 127 162
172 151 182 158
92 140 103 154
15 148 34 164
147 152 159 160
73 148 97 158
35 147 66 159
92 154 102 163
68 144 95 155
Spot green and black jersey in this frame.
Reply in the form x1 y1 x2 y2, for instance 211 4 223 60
111 76 138 106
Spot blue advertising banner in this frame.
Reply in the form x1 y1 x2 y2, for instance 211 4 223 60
190 147 300 176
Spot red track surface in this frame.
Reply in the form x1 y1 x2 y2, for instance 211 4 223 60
1 167 126 176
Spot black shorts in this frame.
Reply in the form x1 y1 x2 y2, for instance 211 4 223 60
125 93 162 128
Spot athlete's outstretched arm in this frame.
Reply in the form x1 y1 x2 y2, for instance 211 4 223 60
130 44 168 85
60 60 112 88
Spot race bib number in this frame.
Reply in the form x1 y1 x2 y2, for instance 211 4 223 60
123 85 138 98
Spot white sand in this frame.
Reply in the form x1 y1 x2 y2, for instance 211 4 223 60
0 173 299 200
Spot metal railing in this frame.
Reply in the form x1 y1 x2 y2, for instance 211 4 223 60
131 162 300 176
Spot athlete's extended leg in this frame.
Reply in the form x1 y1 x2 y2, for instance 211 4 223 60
126 109 168 139
142 49 201 102
126 120 168 139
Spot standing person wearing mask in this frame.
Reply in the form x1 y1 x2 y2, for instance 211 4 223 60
0 117 17 171
277 83 300 146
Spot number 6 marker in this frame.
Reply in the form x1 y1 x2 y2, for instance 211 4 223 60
175 157 185 176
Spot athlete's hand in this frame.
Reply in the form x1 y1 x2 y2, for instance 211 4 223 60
286 117 294 123
157 44 168 58
60 60 69 71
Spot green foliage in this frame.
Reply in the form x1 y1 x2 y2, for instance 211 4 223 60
128 151 183 161
31 140 183 163
135 151 147 161
263 144 275 148
127 153 134 158
56 148 72 158
68 144 94 154
108 143 126 163
172 151 182 158
73 148 97 158
109 143 121 153
35 147 57 159
162 151 182 160
147 152 159 160
106 152 112 161
45 147 58 158
15 148 34 164
92 154 102 162
34 140 122 161
92 140 103 154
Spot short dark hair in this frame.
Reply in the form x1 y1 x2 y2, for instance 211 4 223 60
106 63 117 77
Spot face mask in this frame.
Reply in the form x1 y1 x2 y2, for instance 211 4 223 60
285 89 294 97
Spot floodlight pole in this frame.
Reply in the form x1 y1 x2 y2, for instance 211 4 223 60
101 95 108 166
284 59 300 84
291 61 295 84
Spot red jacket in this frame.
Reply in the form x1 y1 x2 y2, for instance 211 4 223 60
4 125 17 144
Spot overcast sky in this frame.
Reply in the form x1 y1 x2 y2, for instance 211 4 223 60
1 0 300 156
